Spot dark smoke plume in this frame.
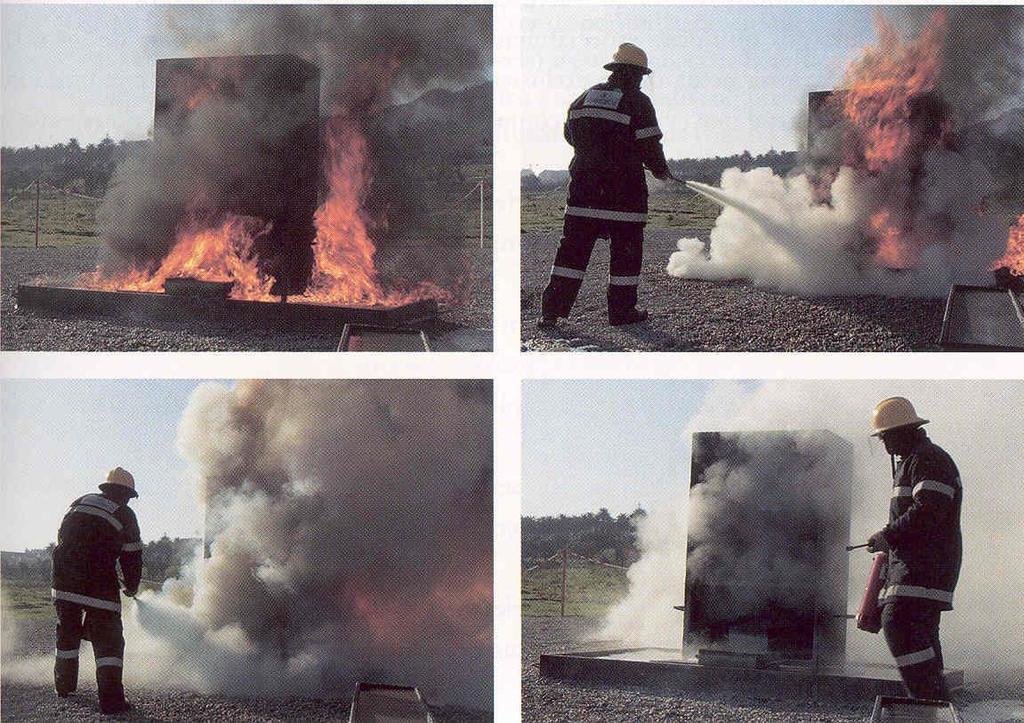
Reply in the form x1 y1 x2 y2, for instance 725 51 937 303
97 6 492 279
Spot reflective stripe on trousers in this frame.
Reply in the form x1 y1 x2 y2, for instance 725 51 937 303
542 215 644 319
894 647 936 668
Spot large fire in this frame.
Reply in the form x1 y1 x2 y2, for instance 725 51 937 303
993 214 1024 276
837 9 950 268
82 56 450 308
842 11 948 173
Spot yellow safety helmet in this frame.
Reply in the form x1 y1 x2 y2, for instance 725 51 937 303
604 43 653 75
102 466 138 497
870 397 929 437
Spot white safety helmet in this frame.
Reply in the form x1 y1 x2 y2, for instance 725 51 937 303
101 466 138 498
870 397 929 437
604 43 652 75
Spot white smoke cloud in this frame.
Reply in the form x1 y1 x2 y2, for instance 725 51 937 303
666 156 1010 297
5 380 493 710
667 6 1023 298
603 380 1024 681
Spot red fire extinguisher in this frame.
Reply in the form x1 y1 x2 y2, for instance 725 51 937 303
856 552 887 633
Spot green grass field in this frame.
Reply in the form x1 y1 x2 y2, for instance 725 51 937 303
521 188 722 235
1 578 56 620
1 575 164 620
521 561 629 618
1 192 102 247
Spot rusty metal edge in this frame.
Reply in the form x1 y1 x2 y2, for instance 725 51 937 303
15 284 438 333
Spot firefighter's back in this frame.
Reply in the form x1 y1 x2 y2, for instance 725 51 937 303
52 493 132 604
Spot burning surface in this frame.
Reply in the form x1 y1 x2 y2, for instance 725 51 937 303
80 7 491 307
668 7 1024 297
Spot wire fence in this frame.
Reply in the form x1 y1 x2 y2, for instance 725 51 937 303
522 547 629 617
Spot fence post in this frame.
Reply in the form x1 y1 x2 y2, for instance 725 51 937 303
560 548 568 617
35 179 41 248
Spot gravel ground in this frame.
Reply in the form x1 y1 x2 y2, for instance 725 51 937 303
521 617 1024 723
1 244 491 351
521 231 946 352
1 616 490 722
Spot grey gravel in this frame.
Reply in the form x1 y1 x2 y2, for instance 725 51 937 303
521 231 946 352
2 616 490 722
522 617 869 722
521 617 1023 723
1 244 491 351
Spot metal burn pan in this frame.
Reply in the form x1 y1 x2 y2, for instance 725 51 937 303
939 284 1024 351
348 682 434 723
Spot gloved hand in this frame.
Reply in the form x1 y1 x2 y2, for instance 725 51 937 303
866 530 890 553
123 588 137 598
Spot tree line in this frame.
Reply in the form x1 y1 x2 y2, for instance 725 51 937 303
522 148 800 192
1 137 148 199
1 536 200 584
522 508 646 568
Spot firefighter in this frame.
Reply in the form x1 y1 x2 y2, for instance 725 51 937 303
538 42 671 329
866 398 962 701
51 467 143 715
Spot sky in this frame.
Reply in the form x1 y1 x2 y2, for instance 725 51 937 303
1 379 220 551
0 4 493 148
522 4 884 169
1 4 189 146
522 379 758 517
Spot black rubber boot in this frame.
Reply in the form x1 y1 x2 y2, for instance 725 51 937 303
97 665 128 715
100 700 133 716
609 308 649 326
54 656 79 697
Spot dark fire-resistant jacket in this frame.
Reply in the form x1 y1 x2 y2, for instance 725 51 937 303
563 81 670 223
879 437 962 611
51 493 143 613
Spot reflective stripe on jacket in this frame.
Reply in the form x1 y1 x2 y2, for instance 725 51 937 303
51 493 143 611
880 438 962 610
564 82 669 221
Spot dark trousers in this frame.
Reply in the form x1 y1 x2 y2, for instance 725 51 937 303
54 600 127 711
881 600 949 700
541 215 644 322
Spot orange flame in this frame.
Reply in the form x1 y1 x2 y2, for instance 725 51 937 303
300 116 446 306
81 214 275 298
343 569 491 651
82 52 451 308
993 214 1024 275
870 209 918 269
842 10 948 173
835 10 951 268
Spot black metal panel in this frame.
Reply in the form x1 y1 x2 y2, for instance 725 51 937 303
939 285 1024 351
685 431 853 667
16 284 438 332
154 54 321 295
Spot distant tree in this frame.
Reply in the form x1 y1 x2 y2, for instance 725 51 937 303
521 508 647 567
